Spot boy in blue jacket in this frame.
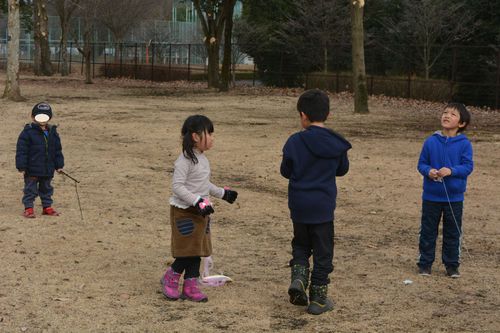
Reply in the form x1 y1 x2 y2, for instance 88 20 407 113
16 102 64 218
280 89 351 315
417 102 473 278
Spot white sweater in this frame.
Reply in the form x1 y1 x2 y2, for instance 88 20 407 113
169 150 224 209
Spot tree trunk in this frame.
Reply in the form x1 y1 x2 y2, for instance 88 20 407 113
207 41 220 88
83 28 92 84
3 0 24 101
220 0 236 92
33 0 53 76
351 0 369 113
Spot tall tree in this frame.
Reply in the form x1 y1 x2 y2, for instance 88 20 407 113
351 0 368 113
219 0 236 91
378 0 474 79
98 0 160 62
236 0 298 86
51 0 80 76
3 0 24 101
193 0 237 89
73 0 100 84
276 0 349 74
33 0 53 76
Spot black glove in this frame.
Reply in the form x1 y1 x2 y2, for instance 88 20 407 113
194 197 214 217
222 187 238 204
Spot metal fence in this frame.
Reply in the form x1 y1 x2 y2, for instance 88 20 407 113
0 40 498 109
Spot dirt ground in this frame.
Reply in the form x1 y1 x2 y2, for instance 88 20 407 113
0 74 499 333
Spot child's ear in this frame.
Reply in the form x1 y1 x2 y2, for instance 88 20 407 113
459 121 467 129
191 132 200 143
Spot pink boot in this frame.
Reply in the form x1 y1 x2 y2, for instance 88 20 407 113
160 267 181 300
181 278 208 302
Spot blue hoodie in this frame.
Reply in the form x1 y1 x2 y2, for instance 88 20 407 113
417 131 473 202
281 126 351 224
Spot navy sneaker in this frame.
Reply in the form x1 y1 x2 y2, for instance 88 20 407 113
446 266 460 278
418 266 431 276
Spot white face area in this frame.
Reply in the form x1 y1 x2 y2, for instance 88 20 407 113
34 114 50 123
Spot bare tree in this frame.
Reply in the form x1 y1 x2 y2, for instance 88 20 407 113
193 0 236 89
379 0 474 79
72 0 100 83
219 0 236 91
3 0 24 101
33 0 53 76
98 0 161 62
351 0 368 113
50 0 80 76
278 0 349 74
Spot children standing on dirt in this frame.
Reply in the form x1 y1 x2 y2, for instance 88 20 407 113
16 102 64 218
417 102 473 278
280 89 351 315
161 115 238 302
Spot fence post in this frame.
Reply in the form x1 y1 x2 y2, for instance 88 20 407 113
280 51 284 86
104 43 107 77
169 43 172 81
151 43 155 81
336 71 339 93
496 50 500 110
407 46 412 98
252 62 256 87
92 42 95 78
187 43 191 81
69 41 72 74
119 43 123 77
134 43 138 79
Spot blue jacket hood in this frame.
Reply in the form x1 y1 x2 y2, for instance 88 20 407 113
299 126 352 158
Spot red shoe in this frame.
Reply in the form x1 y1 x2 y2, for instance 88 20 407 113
42 207 60 216
23 207 35 218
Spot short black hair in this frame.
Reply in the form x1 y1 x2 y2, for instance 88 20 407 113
297 89 330 122
446 102 470 132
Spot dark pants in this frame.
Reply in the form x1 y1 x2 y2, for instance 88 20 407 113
171 257 201 279
290 221 334 286
418 200 463 268
22 176 54 209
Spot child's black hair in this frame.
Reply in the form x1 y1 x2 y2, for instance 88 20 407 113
297 89 330 122
181 115 214 164
446 102 470 132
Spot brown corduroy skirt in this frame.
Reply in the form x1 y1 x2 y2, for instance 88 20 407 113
170 205 212 258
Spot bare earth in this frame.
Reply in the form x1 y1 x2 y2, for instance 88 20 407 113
0 75 499 333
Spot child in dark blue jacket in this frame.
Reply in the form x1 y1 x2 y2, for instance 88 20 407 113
417 102 473 278
16 102 64 218
280 89 351 315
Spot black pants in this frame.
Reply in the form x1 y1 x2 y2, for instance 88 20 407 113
290 221 334 286
418 200 463 268
171 257 201 279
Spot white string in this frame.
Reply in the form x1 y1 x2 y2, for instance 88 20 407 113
441 179 473 260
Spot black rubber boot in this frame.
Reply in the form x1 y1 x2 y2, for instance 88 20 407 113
307 284 334 315
288 265 309 306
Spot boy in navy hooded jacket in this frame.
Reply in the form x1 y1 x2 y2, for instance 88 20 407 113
417 103 473 278
16 103 64 218
280 89 351 315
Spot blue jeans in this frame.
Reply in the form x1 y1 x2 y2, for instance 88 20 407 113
22 176 54 209
418 200 463 268
290 221 334 285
